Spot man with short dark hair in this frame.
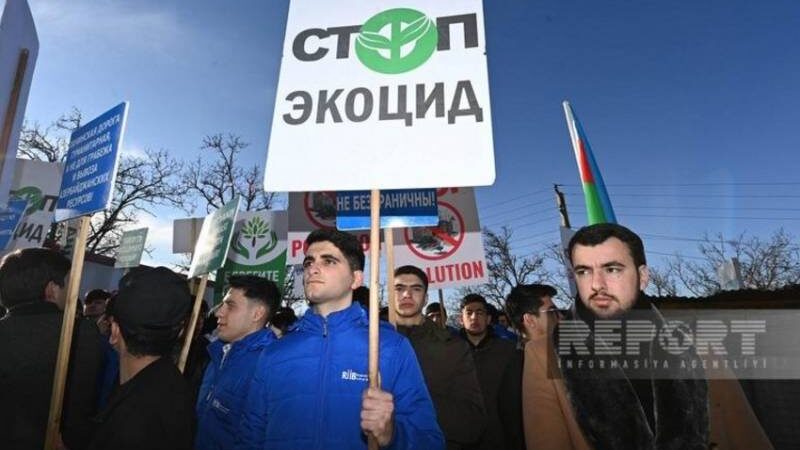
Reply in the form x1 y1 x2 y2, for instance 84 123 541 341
506 284 590 450
196 275 280 450
393 265 486 450
0 248 103 450
424 302 445 324
238 229 444 450
562 223 709 449
88 267 195 450
83 289 112 320
459 294 524 450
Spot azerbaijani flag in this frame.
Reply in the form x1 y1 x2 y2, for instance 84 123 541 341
562 101 617 224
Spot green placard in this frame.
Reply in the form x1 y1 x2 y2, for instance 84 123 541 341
188 196 241 278
213 211 288 304
114 227 148 268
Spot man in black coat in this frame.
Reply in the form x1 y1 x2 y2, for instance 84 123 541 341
0 248 104 450
393 265 486 450
87 267 195 450
459 294 524 450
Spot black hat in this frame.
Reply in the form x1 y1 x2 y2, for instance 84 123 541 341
108 267 192 333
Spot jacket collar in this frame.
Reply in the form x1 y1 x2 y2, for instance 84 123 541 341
93 357 174 423
559 298 709 450
298 302 366 335
397 317 451 342
5 301 60 316
460 326 496 349
208 327 276 362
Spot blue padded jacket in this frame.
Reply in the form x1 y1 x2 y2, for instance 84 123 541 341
196 328 276 450
236 303 444 450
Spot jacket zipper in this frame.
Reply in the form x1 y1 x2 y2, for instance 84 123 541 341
205 344 232 405
315 318 330 450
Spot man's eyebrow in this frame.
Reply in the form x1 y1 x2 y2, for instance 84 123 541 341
601 261 625 268
304 253 341 262
395 283 424 288
572 264 591 271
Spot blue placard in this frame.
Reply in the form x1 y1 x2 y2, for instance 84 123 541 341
55 102 129 222
0 199 29 250
336 189 439 231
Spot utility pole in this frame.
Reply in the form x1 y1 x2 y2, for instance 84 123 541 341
554 183 578 298
554 184 571 228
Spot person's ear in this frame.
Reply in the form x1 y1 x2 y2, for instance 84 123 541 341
638 265 650 291
253 304 268 323
351 270 364 290
110 320 121 346
44 281 59 302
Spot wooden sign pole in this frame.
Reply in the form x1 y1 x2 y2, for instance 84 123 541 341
438 289 447 329
367 189 381 450
0 49 29 180
178 274 208 373
44 215 91 450
385 228 397 326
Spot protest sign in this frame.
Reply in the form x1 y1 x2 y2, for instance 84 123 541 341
188 196 241 279
214 210 288 303
115 228 148 269
172 217 204 254
0 197 27 250
336 188 438 230
55 102 129 222
264 0 494 192
8 159 63 249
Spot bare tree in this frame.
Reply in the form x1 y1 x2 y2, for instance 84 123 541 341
456 226 549 308
663 229 800 296
647 265 679 297
18 110 188 255
542 242 578 301
18 108 82 162
86 149 188 254
182 134 277 213
281 265 306 309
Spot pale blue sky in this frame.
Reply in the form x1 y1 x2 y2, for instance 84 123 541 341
21 0 800 276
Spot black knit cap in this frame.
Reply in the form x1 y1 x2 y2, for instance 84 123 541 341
108 267 192 333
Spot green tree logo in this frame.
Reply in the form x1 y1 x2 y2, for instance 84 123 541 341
231 216 278 260
11 186 43 215
356 8 438 74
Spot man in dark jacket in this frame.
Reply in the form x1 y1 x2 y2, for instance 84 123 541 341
460 294 524 450
394 265 486 450
0 248 103 450
237 229 444 450
87 267 195 450
195 275 279 450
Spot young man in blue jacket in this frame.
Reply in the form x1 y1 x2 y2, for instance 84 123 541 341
195 275 280 450
237 229 444 450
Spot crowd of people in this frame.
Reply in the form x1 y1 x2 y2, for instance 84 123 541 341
0 223 775 449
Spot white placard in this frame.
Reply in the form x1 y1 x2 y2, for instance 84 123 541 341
264 0 495 192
